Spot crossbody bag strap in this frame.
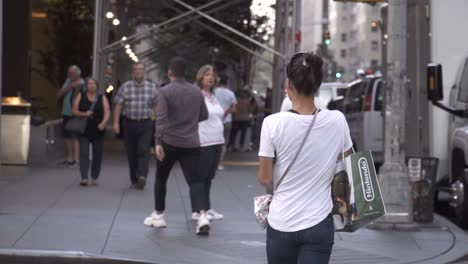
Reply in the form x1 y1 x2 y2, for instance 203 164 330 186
274 109 319 193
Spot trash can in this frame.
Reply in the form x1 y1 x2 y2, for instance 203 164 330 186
407 157 439 222
1 97 32 165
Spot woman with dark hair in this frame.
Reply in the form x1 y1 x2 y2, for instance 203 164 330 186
193 65 225 221
257 52 353 263
72 78 110 186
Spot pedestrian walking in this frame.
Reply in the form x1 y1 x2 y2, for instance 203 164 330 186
258 52 353 264
228 90 253 152
57 65 85 168
192 65 225 221
214 74 236 170
113 63 157 190
143 57 211 235
72 78 110 186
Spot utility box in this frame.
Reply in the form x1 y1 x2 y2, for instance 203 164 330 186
407 157 439 222
1 97 32 165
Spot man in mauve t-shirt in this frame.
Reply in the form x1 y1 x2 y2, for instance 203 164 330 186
143 57 212 235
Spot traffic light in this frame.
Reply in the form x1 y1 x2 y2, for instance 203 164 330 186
324 31 331 46
336 72 342 79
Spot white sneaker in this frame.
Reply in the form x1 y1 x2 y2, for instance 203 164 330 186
207 209 224 220
191 212 200 221
143 211 167 228
192 212 213 221
196 213 211 235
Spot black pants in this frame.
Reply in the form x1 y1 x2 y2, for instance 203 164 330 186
229 120 250 148
194 144 222 212
79 136 104 180
266 214 334 264
154 143 207 212
123 118 154 184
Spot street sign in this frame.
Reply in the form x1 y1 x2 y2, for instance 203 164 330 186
334 0 385 3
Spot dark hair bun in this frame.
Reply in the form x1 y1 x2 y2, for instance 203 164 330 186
286 52 324 96
304 53 323 70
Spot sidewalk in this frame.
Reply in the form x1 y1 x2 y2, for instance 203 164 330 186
1 139 468 264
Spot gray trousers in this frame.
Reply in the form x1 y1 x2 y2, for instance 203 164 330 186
219 122 232 164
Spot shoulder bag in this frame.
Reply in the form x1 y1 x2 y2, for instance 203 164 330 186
65 94 98 135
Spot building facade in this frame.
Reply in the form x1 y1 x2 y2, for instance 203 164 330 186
328 1 383 82
301 0 326 53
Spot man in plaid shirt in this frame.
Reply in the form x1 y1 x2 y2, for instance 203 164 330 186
113 63 158 189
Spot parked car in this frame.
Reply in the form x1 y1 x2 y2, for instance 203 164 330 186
280 82 348 111
318 82 348 109
342 75 384 164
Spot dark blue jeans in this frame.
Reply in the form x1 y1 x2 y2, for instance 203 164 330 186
79 136 103 180
266 214 334 264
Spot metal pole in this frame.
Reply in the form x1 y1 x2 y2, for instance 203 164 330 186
92 0 102 79
374 0 414 228
0 0 3 167
99 0 109 91
272 0 288 113
173 0 285 59
291 0 296 57
101 0 223 53
165 3 275 65
284 0 290 60
295 0 301 53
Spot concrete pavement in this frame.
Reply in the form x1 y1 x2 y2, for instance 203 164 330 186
1 138 468 263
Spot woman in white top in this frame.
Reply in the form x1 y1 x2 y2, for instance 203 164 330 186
194 65 225 221
258 53 353 264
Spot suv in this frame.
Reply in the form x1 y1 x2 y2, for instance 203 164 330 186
342 75 384 164
315 82 347 109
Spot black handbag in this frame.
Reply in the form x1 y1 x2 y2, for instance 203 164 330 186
65 96 98 134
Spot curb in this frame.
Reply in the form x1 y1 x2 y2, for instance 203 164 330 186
0 249 157 264
418 214 468 264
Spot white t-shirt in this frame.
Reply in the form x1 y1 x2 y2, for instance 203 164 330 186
199 91 225 147
258 109 352 232
214 87 237 123
280 96 292 112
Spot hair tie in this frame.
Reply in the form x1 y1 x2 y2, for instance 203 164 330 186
302 57 309 67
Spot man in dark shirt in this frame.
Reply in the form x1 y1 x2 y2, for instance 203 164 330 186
143 57 211 235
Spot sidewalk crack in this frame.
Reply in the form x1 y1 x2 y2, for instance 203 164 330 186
12 176 79 248
100 187 128 255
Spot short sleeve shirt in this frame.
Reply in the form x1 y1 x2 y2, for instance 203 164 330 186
61 78 85 116
258 109 352 232
214 87 237 123
114 80 158 120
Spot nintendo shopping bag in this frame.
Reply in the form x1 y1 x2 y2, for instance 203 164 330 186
332 150 386 232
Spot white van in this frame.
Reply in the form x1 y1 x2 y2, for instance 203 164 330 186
280 82 348 111
342 76 384 164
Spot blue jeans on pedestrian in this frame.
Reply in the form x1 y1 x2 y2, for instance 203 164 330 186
266 214 334 264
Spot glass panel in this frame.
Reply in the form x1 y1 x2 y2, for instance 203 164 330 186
374 80 383 111
458 59 468 103
344 82 366 113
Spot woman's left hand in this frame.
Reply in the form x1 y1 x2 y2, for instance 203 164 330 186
98 123 106 131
